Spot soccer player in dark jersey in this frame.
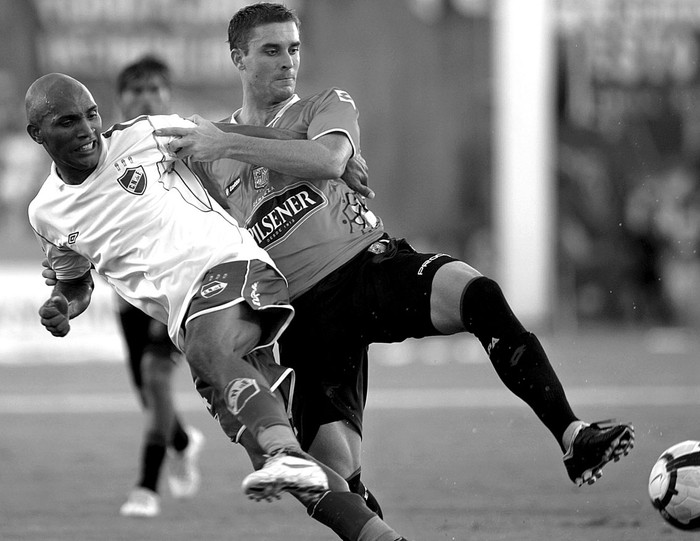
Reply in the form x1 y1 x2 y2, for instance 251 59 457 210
114 55 204 518
158 1 636 505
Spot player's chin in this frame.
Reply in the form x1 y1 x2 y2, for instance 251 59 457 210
272 83 295 99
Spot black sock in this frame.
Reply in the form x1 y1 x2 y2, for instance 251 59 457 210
489 332 577 447
138 431 167 492
461 277 577 447
170 418 189 453
347 469 384 519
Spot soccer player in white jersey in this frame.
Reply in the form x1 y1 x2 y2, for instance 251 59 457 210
156 1 635 514
25 71 327 505
26 73 413 541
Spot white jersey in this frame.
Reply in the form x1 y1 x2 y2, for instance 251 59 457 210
28 114 278 347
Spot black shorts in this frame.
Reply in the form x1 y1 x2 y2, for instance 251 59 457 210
278 236 456 449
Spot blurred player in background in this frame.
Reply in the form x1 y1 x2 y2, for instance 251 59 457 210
158 1 635 510
28 73 411 541
113 55 204 518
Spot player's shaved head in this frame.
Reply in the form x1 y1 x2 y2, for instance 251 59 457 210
25 73 103 185
25 73 93 126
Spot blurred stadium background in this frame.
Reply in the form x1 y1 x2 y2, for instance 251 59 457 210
1 0 700 539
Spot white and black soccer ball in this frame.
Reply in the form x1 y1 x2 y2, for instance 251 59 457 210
649 440 700 530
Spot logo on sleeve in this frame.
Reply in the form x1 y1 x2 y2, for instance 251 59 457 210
116 166 147 195
68 232 79 244
334 89 356 109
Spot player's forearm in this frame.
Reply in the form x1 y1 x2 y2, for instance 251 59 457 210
53 273 94 319
214 128 347 180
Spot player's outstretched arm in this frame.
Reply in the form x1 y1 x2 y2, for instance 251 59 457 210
215 122 374 198
38 266 93 337
156 116 354 182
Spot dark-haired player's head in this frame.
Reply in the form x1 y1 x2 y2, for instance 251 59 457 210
228 3 301 105
116 55 171 119
227 2 300 53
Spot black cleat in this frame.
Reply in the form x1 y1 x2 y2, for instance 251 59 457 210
563 420 635 486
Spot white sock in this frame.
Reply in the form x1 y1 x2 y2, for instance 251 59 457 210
562 420 587 453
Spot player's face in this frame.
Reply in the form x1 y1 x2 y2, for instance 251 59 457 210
238 21 300 105
118 74 171 119
37 86 103 185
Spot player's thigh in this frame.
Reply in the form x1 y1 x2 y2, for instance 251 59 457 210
430 261 482 334
308 420 362 479
184 303 262 374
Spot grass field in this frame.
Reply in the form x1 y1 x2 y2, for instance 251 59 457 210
1 326 698 540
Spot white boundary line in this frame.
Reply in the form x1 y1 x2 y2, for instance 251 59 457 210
1 385 698 414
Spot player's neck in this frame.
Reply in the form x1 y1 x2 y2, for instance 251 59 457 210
55 165 92 185
238 95 294 126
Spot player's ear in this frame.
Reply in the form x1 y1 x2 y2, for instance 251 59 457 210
27 124 43 145
231 48 245 70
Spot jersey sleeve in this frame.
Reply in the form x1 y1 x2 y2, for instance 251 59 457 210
41 237 92 281
307 88 361 157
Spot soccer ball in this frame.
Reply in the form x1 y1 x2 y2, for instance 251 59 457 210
649 440 700 530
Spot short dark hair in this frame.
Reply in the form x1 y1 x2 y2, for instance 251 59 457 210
116 55 171 94
227 2 300 53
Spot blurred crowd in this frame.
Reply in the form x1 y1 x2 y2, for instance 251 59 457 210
558 121 700 327
2 0 700 331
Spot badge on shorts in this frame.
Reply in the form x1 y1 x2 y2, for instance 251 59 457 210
200 280 227 298
252 167 269 189
367 241 387 254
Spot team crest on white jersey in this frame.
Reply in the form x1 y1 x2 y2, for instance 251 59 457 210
67 232 79 244
252 167 269 189
200 280 227 298
116 166 147 195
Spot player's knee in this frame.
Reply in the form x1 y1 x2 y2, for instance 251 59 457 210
431 261 481 333
460 276 525 341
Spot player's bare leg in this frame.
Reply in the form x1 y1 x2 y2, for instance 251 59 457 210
238 432 406 541
185 304 327 502
310 420 383 517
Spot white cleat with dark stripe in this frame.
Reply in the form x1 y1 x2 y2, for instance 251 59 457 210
242 449 329 502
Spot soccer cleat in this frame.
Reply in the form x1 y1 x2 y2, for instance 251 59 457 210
119 487 160 518
167 426 205 499
242 449 329 502
563 420 635 486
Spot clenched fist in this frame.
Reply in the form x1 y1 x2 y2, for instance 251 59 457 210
39 295 70 337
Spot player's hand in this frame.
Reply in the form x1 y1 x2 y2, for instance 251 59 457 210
155 115 225 162
39 295 70 337
341 154 374 199
41 258 58 286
